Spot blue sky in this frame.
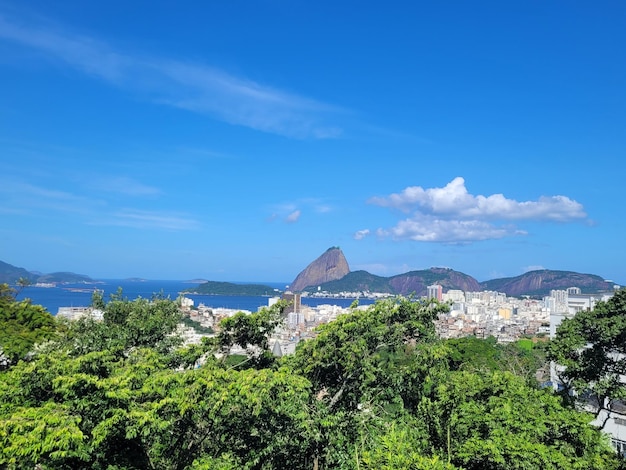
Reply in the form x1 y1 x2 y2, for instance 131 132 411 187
1 1 625 284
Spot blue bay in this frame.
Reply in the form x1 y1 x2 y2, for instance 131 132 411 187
17 280 374 315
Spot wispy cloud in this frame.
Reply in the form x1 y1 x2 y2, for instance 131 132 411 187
91 176 161 197
0 13 342 139
0 14 127 81
97 209 200 231
300 197 334 214
0 179 100 214
368 177 587 243
0 178 198 231
269 198 332 224
285 210 301 223
156 61 343 138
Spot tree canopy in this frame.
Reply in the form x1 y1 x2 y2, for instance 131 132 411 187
548 287 626 426
0 292 621 469
0 283 57 368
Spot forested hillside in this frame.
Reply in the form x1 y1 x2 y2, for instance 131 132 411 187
0 284 622 469
183 280 278 296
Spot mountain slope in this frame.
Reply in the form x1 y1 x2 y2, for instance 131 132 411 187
0 261 93 284
290 247 350 292
313 267 481 297
315 270 394 293
389 268 481 296
0 261 38 284
479 270 614 297
292 249 616 297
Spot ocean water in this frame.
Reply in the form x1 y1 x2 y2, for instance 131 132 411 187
15 280 374 315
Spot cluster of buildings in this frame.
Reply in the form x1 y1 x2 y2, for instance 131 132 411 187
435 288 549 342
543 287 625 455
57 281 626 455
57 306 103 320
181 285 620 353
182 295 357 355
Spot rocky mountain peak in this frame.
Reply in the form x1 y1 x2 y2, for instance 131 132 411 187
289 247 350 292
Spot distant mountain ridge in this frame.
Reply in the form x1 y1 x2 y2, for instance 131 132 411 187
479 270 614 297
0 261 93 284
290 248 617 297
2 253 618 298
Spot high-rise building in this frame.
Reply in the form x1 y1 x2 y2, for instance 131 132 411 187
427 284 443 301
281 292 301 314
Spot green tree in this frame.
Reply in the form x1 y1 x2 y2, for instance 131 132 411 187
548 288 626 425
287 297 450 468
74 290 183 356
0 293 619 469
445 335 501 372
0 283 57 368
0 295 315 469
290 296 446 412
360 420 458 470
213 301 286 369
445 335 548 385
419 370 621 469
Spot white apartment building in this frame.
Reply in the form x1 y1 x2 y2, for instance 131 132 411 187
443 289 465 302
549 290 625 455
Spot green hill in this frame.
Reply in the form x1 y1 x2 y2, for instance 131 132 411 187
184 281 279 296
0 261 38 284
36 272 93 283
313 270 394 293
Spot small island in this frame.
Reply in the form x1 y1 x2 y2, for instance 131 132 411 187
183 280 280 296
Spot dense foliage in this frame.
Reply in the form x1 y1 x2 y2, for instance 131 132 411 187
548 288 626 424
446 335 549 385
0 291 621 469
0 283 58 368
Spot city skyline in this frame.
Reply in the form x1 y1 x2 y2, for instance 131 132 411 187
1 2 625 283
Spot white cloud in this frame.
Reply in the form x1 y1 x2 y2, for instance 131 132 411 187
369 177 586 221
0 14 342 139
285 210 301 223
354 229 370 240
376 216 526 243
369 177 586 243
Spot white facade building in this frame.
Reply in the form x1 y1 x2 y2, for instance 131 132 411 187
549 290 625 454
